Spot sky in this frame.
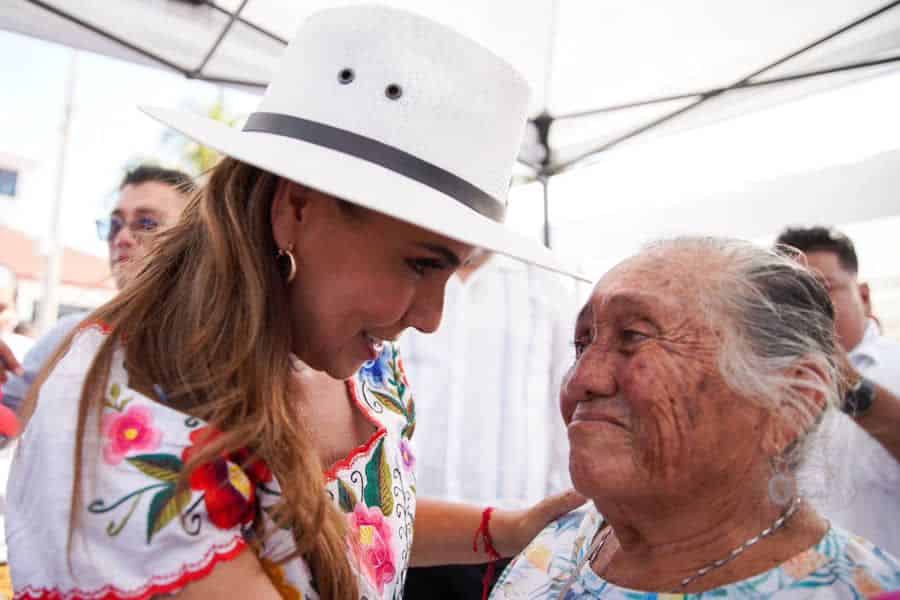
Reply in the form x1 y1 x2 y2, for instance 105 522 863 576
1 27 899 285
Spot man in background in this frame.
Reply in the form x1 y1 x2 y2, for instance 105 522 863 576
2 164 195 411
777 225 900 555
402 235 581 599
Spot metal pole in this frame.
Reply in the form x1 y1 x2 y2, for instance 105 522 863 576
38 50 77 334
541 176 551 248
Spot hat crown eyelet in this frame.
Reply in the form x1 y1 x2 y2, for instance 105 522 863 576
338 68 355 84
385 84 403 100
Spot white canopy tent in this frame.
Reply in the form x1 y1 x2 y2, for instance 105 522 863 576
3 0 900 263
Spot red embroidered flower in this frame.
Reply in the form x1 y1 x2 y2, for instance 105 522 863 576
348 503 396 593
102 405 162 465
181 426 272 529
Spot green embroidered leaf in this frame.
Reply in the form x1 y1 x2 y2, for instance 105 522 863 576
363 439 383 509
403 395 416 439
106 494 142 537
146 484 191 543
110 383 121 401
363 438 394 516
127 454 184 483
368 388 406 417
336 478 358 513
378 439 394 517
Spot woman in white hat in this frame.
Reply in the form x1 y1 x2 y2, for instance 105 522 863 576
7 6 585 600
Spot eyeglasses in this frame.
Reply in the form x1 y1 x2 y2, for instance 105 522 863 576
95 215 161 242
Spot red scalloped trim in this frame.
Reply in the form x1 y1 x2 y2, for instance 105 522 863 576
322 379 386 482
77 319 112 336
14 536 247 600
346 378 385 432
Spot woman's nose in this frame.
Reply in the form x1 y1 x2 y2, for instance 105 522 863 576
406 283 446 334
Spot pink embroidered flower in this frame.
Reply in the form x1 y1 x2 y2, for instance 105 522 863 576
399 439 415 472
102 405 162 465
348 503 396 594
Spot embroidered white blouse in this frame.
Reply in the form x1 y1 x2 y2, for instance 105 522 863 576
7 325 417 600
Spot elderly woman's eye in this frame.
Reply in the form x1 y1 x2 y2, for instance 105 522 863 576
621 329 649 345
572 336 592 358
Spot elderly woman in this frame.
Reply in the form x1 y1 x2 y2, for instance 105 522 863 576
492 237 900 599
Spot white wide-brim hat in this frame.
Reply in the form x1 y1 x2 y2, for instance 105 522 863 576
142 5 586 281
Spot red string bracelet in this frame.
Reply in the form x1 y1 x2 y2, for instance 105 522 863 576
472 506 502 600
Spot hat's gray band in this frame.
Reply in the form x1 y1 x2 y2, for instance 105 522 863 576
243 112 503 220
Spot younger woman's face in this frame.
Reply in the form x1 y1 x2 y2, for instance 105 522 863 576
275 184 474 379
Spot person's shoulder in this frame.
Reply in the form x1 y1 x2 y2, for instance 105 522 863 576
523 505 596 567
43 319 111 380
2 314 93 412
492 506 597 597
49 311 89 335
836 527 900 590
26 312 87 359
786 526 900 595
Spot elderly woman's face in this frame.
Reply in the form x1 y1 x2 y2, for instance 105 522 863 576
561 250 768 501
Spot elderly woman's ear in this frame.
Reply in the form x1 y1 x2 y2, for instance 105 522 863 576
762 358 831 456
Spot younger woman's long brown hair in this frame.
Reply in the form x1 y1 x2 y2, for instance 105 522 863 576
23 158 357 599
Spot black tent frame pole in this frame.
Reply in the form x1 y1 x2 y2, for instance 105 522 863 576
553 54 900 122
552 0 900 173
193 0 248 76
24 0 269 88
205 1 288 45
540 176 551 248
26 0 188 74
23 0 900 188
532 112 554 247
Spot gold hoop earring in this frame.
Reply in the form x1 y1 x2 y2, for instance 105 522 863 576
278 244 297 283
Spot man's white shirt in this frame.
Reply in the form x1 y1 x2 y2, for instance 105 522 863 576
805 320 900 555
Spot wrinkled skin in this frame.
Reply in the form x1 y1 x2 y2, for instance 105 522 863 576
553 244 830 592
561 247 784 510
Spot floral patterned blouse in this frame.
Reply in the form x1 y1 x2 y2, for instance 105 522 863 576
7 325 418 600
492 506 900 599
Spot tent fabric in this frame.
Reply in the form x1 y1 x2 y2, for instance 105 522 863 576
3 0 900 175
3 0 900 265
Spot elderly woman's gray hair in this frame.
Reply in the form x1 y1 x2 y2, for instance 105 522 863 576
645 237 839 463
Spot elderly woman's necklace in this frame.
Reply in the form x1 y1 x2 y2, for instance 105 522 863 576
679 496 801 588
556 497 801 598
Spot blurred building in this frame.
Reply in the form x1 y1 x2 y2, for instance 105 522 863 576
0 225 114 322
0 151 114 327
